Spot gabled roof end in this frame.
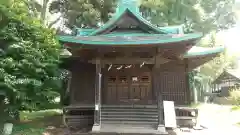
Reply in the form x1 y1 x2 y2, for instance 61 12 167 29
116 0 140 14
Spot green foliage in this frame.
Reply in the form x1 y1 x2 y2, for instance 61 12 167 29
12 109 62 135
231 106 240 111
49 0 236 33
25 0 62 28
229 88 240 105
0 0 62 119
140 0 236 33
200 52 236 81
49 0 117 28
20 109 62 121
189 31 237 97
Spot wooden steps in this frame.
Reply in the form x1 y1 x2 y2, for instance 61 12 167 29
101 105 159 126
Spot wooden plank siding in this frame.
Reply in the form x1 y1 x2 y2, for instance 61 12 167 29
153 60 190 105
69 62 96 105
68 60 190 105
159 72 189 105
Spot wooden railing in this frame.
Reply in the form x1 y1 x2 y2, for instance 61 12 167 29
174 106 198 127
63 105 94 129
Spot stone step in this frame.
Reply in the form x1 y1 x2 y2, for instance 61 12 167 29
102 108 158 112
102 111 158 115
101 120 158 125
101 114 158 118
101 117 158 121
101 106 159 126
102 105 158 109
91 124 167 135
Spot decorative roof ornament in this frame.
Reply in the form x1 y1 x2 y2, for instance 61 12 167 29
116 0 140 14
60 48 72 57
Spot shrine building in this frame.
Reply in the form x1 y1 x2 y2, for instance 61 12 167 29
58 0 224 134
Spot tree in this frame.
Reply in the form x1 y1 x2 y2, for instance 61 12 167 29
189 31 238 103
49 0 117 28
0 0 61 120
25 0 63 28
140 0 236 33
49 0 236 33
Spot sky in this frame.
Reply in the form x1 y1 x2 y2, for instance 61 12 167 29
218 0 240 54
218 22 240 54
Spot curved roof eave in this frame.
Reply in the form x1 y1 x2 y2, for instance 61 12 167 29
89 8 170 36
58 33 203 46
183 46 225 58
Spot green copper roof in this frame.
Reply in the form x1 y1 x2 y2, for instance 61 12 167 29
76 28 96 36
58 33 203 45
183 46 225 58
76 26 184 36
89 0 172 35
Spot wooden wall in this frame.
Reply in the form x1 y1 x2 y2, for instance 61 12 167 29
159 72 190 105
67 60 190 105
69 62 96 105
153 60 190 105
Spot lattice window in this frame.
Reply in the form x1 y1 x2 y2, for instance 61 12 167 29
119 76 127 83
141 76 150 82
108 76 117 83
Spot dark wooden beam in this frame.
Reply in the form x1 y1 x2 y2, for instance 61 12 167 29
89 57 155 64
92 58 102 131
154 54 172 68
98 46 157 53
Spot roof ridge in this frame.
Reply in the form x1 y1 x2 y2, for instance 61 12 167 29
116 0 140 14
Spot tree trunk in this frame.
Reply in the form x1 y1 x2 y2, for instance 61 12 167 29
41 0 49 23
48 15 62 28
15 111 20 121
0 96 5 124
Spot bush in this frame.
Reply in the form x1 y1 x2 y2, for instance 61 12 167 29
229 88 240 105
0 0 62 119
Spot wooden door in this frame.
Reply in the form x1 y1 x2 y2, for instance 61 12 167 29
129 73 152 104
104 66 152 104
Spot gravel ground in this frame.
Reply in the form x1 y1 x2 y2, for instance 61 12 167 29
171 104 240 135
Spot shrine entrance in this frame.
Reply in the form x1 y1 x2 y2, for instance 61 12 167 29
103 64 153 105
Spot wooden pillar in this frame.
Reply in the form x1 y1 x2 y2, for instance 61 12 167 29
154 52 166 132
92 58 102 132
157 93 166 131
185 59 191 104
